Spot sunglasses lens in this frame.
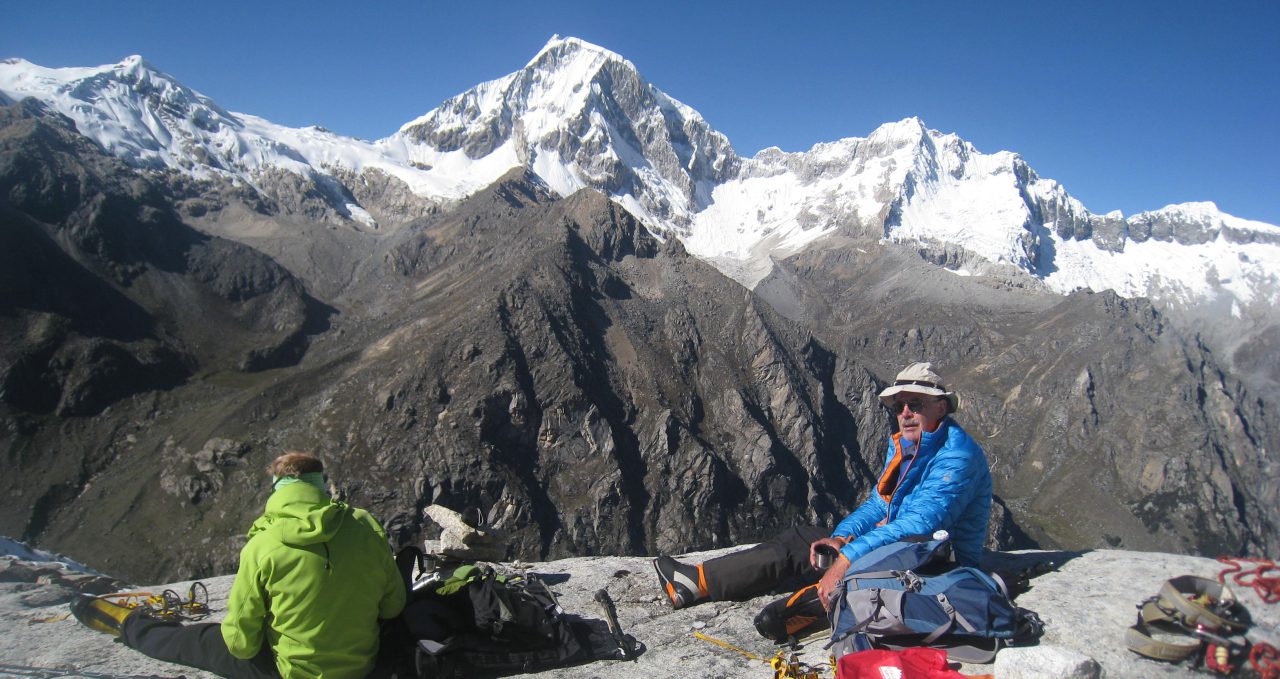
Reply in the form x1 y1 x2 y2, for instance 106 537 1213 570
891 400 925 414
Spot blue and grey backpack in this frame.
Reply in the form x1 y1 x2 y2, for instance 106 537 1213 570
827 535 1043 664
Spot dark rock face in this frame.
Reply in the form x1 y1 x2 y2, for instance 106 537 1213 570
0 101 329 569
755 243 1278 559
0 101 326 406
310 173 889 564
0 146 896 582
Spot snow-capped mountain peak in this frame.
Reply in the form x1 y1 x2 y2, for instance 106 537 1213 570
1 40 1277 313
523 34 628 81
0 56 246 171
0 55 488 225
393 35 739 232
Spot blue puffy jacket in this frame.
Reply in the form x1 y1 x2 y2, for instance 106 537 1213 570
830 417 991 567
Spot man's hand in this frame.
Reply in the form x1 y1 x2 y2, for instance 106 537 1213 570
810 537 850 608
808 537 846 569
816 553 851 609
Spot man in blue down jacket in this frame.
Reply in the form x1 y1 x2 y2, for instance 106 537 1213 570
654 361 992 609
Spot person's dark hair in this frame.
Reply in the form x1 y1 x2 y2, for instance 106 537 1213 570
268 451 324 478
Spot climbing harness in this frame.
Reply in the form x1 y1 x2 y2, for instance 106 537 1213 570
1125 575 1250 672
96 581 210 621
1124 570 1280 677
1141 575 1248 635
692 631 829 678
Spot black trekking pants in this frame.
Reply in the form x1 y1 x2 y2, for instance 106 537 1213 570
122 614 279 679
700 525 831 600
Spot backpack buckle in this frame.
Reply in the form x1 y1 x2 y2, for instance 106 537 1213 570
894 570 924 593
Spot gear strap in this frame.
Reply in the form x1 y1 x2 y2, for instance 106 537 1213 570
1125 575 1249 666
1124 617 1204 662
1140 575 1247 633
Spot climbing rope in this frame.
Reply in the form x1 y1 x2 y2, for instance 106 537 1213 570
1251 642 1280 679
1217 557 1280 679
1217 556 1280 604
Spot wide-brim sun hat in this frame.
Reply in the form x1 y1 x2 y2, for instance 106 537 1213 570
878 361 959 413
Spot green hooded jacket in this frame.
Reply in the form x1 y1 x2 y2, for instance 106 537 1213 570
221 483 406 679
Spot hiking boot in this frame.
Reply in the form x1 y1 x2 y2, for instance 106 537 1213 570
69 595 135 636
653 555 704 609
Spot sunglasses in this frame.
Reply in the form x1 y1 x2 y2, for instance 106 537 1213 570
887 398 934 414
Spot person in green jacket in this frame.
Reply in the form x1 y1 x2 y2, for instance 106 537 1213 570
71 451 407 679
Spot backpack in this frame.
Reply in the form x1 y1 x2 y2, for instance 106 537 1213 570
756 534 958 644
384 548 639 678
827 536 1042 665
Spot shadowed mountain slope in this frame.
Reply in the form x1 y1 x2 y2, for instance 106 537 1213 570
757 240 1278 558
1 123 902 581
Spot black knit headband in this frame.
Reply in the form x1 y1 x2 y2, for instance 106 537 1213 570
894 379 945 390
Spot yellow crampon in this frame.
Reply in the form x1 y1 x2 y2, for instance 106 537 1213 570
768 651 825 679
97 581 210 621
692 631 830 678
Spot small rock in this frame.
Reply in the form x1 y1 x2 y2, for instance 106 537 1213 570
424 504 506 562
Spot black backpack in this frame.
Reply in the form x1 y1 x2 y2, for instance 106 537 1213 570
380 548 640 678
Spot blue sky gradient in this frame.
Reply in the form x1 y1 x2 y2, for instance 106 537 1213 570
8 1 1278 224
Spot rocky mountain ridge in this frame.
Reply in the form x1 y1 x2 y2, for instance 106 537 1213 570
0 99 888 580
0 99 327 415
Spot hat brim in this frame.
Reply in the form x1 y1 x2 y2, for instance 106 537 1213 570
878 384 958 412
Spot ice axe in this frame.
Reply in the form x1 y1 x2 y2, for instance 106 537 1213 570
594 588 637 661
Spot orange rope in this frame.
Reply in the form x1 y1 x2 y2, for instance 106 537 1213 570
1251 642 1279 679
1217 557 1280 679
1216 556 1280 604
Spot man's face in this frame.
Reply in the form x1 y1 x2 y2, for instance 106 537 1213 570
891 393 948 445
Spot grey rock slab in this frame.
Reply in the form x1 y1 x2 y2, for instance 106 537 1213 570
0 576 229 678
4 548 1279 679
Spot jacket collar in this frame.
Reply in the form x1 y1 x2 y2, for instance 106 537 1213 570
915 416 952 457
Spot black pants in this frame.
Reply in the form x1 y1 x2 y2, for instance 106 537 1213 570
700 525 831 600
122 614 279 679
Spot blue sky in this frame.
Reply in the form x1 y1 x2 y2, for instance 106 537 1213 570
8 1 1279 224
